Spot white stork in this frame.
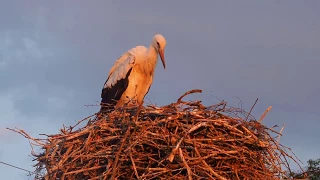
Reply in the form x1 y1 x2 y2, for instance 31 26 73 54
100 34 167 112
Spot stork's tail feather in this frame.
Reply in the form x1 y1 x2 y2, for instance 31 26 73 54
99 92 117 113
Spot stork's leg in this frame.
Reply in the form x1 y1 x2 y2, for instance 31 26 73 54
135 100 143 121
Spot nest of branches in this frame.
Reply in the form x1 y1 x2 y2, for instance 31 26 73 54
10 89 300 180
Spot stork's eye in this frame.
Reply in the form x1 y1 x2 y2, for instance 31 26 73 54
156 42 160 48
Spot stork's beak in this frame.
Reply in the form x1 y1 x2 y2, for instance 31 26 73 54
159 49 166 69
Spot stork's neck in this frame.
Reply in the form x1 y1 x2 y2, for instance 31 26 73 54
144 45 158 75
147 45 158 60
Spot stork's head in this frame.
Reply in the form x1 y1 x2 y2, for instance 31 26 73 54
152 34 167 69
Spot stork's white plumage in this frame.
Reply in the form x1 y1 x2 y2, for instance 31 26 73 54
100 34 167 112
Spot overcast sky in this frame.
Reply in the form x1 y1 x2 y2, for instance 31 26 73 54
0 1 319 179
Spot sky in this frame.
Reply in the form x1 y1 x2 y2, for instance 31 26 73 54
0 1 319 179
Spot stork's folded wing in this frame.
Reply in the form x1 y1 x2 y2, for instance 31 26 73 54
104 53 135 89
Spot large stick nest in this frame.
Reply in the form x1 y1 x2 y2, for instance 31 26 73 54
10 90 300 180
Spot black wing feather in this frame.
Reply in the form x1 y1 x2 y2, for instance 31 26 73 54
100 68 132 112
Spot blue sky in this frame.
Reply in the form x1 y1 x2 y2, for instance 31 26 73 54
1 1 319 179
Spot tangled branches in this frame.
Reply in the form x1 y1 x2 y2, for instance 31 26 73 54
9 90 301 180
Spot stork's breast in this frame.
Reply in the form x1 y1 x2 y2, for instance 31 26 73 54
130 68 152 91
